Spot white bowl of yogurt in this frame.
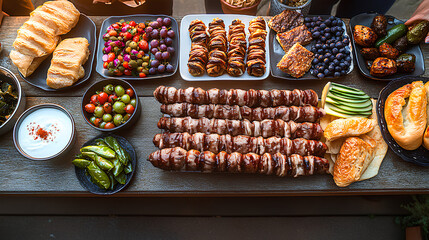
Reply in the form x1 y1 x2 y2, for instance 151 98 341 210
13 104 76 160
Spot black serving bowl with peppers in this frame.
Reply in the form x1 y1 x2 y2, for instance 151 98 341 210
81 79 141 132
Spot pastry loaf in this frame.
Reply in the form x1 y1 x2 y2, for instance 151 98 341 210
324 117 376 141
333 137 375 187
424 82 429 149
46 37 89 89
9 50 49 77
385 81 427 150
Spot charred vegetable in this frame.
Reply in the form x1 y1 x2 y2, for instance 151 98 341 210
360 48 380 60
407 20 429 44
353 25 378 47
396 53 416 73
375 23 407 47
0 80 18 126
379 42 400 59
392 36 409 52
371 15 388 37
370 57 397 77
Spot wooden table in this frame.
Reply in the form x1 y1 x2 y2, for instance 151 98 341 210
1 16 429 196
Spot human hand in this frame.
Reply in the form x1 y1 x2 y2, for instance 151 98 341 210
93 0 116 4
405 0 429 43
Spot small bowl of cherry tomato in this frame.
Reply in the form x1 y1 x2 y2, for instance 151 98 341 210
81 79 141 132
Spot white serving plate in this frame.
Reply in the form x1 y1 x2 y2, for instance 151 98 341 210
180 14 270 81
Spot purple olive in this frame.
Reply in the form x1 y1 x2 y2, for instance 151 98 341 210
159 44 167 51
157 64 166 73
166 64 174 73
167 46 175 55
160 29 168 38
167 30 175 38
151 59 160 68
149 67 157 75
161 51 170 60
150 39 159 48
150 29 159 38
164 37 173 46
145 26 153 34
150 47 158 55
163 18 172 26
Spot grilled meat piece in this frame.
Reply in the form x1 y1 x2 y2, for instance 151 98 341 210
353 25 378 47
277 43 314 78
360 48 380 60
276 25 312 53
371 15 388 37
153 132 328 157
148 147 330 177
160 103 325 122
379 42 400 59
153 86 319 107
268 9 304 33
157 116 323 140
370 57 397 77
392 36 409 53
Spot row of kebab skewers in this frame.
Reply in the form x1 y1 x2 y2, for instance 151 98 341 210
187 17 267 77
148 86 330 177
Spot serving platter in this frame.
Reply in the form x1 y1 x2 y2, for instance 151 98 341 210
74 134 137 195
269 15 354 80
95 14 179 80
19 14 97 91
376 76 429 166
179 14 270 81
349 12 425 81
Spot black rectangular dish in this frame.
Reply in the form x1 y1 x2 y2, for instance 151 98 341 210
96 14 179 81
269 15 354 80
20 14 96 91
349 12 424 81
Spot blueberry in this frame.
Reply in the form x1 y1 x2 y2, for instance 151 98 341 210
335 36 341 41
312 17 318 22
311 47 316 52
345 56 351 62
315 43 322 49
344 49 350 55
329 43 335 49
323 58 330 64
344 61 350 67
318 49 324 54
324 19 332 26
329 55 335 61
335 31 342 37
328 64 335 71
322 44 327 49
312 58 319 65
316 21 322 26
324 33 331 39
325 27 331 33
339 48 345 53
317 73 325 78
324 52 332 58
336 53 344 59
335 66 341 72
318 16 323 21
339 62 346 69
341 70 347 75
305 23 311 28
343 38 350 45
324 69 330 76
314 26 321 32
312 31 321 38
333 59 340 65
332 48 339 54
332 20 337 26
310 69 316 75
320 36 326 42
305 17 311 22
320 23 327 29
334 72 341 77
335 42 343 48
310 22 315 27
318 55 324 60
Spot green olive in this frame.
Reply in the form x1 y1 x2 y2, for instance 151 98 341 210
121 94 131 104
143 55 150 61
113 46 120 52
118 66 125 72
99 122 106 129
108 62 114 69
115 85 125 96
113 101 125 114
129 42 137 49
94 106 104 118
103 113 113 122
110 36 118 41
125 40 131 47
117 36 123 41
103 84 114 94
90 116 97 124
142 69 149 75
130 99 136 107
129 60 138 69
142 62 148 67
113 114 123 126
123 113 131 122
137 59 143 66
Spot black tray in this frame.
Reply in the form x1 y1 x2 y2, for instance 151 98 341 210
74 134 137 195
349 12 425 81
269 15 354 80
96 14 179 80
20 14 96 91
376 76 429 166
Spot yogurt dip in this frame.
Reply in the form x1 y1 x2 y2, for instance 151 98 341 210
16 107 73 159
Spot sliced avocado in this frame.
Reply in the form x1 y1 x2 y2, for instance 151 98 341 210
321 82 332 108
331 82 367 94
330 101 373 113
324 104 369 118
327 93 370 104
330 89 370 100
330 86 367 96
325 103 372 117
326 97 372 108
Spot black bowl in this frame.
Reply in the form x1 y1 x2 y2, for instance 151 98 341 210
349 12 425 81
74 133 137 195
376 76 429 166
81 78 141 132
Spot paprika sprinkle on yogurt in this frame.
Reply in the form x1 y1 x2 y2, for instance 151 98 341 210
26 121 59 141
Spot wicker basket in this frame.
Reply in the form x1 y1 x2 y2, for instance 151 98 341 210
220 0 262 15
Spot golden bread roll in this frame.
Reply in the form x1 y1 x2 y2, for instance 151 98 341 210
9 50 49 77
324 117 376 141
385 81 427 150
333 137 376 187
46 37 89 89
424 82 429 149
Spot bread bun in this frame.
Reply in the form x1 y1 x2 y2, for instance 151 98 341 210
385 81 427 150
423 82 429 149
324 117 376 141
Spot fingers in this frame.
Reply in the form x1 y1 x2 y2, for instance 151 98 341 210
426 33 429 44
406 16 420 26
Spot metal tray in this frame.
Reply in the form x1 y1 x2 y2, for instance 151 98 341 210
96 14 179 80
20 14 96 91
269 15 354 80
349 12 425 81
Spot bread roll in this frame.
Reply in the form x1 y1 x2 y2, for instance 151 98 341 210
423 82 429 149
333 137 375 187
324 117 376 141
384 81 427 150
9 50 49 77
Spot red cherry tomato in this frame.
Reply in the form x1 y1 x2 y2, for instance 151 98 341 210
124 69 132 76
139 72 146 78
98 92 108 105
103 62 108 69
93 118 102 127
104 122 115 129
85 103 95 113
133 35 140 42
103 102 112 114
124 32 132 40
108 30 117 37
114 69 123 76
142 33 149 42
138 23 145 28
107 52 115 63
108 94 118 103
122 61 129 69
129 21 137 27
112 23 120 30
90 94 99 104
138 40 149 52
125 104 135 114
126 88 134 98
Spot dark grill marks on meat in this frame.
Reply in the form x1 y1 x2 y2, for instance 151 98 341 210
207 18 228 76
148 147 330 177
153 86 319 107
268 9 304 33
153 132 327 157
157 116 323 140
188 20 209 76
160 103 325 123
247 17 267 77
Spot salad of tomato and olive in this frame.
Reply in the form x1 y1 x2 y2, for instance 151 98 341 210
102 17 176 78
84 84 136 129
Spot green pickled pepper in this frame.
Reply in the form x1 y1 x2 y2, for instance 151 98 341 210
407 20 429 44
87 162 110 190
81 146 115 159
72 159 91 169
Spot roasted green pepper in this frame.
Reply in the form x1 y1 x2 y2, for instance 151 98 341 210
407 20 429 44
81 146 115 159
111 157 124 177
72 159 91 169
81 152 113 171
95 138 109 147
108 172 117 191
124 162 133 174
375 23 408 47
396 53 416 73
104 136 128 165
87 162 110 190
114 171 126 185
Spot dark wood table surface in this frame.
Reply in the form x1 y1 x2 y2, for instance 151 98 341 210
1 16 429 196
